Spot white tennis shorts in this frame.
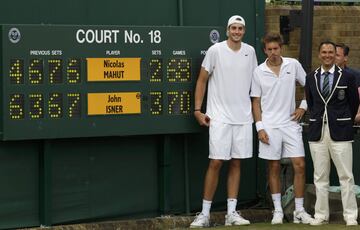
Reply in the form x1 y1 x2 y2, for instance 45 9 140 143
258 123 305 160
209 120 253 160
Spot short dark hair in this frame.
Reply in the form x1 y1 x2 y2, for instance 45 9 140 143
318 41 336 51
336 43 350 56
262 32 283 48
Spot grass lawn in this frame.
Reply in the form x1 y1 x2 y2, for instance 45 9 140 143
187 223 360 229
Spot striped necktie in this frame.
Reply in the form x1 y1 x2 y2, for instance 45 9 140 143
322 71 330 99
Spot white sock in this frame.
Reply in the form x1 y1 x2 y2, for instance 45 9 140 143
295 197 305 212
227 198 237 214
271 193 283 212
201 199 212 216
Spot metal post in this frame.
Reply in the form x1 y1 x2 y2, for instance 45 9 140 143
255 0 266 62
299 0 314 73
178 0 184 26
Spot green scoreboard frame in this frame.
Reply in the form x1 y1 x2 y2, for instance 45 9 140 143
1 25 223 140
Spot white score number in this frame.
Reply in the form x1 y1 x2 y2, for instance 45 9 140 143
148 30 161 44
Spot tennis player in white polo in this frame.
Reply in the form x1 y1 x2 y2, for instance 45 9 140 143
251 32 313 225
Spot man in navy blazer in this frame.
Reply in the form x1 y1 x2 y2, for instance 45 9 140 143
305 41 359 226
335 43 360 123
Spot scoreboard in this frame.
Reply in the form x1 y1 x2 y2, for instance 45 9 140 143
1 25 223 140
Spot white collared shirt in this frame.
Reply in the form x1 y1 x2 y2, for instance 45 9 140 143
251 57 306 128
320 65 335 91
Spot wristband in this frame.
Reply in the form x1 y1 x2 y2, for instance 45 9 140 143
255 121 264 132
299 99 307 111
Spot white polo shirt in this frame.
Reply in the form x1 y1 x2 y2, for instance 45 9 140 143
202 41 258 124
251 57 306 128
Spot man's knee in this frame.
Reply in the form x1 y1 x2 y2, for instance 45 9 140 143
229 159 241 168
292 158 305 174
208 159 223 172
268 160 281 174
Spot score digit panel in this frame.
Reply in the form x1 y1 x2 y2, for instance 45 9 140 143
1 25 222 140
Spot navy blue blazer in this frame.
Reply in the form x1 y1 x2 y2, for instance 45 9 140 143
305 65 359 141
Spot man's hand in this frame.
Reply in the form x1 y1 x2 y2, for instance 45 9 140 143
291 108 306 121
258 129 269 145
355 113 360 124
194 111 210 127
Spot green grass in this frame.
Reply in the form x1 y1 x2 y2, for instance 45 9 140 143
186 223 360 229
